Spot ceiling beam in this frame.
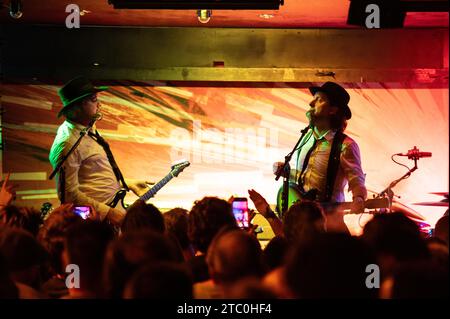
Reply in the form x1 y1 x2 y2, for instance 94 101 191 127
1 25 448 84
108 0 284 10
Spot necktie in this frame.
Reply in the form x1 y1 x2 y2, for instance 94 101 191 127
88 130 129 191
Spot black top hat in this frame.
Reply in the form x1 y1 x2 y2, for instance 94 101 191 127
57 76 108 117
309 82 352 120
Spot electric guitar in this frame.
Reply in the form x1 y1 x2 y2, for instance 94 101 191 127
107 160 190 209
276 182 389 215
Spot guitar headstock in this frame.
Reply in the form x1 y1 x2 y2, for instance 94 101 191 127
40 202 53 221
171 160 190 177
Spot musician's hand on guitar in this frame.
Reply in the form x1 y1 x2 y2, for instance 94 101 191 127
351 197 365 214
128 180 153 197
107 207 126 226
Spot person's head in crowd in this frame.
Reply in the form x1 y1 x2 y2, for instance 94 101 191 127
434 215 449 246
206 229 266 288
0 205 42 237
188 197 237 254
164 208 194 261
0 226 48 290
164 208 191 249
63 220 115 298
425 237 449 269
37 204 82 277
262 266 291 299
262 235 289 271
121 201 165 235
224 277 278 299
103 229 180 298
282 200 326 243
361 212 430 277
0 251 19 299
285 232 377 298
123 262 193 299
381 260 449 298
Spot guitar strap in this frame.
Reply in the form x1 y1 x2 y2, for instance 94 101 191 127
57 130 129 206
88 130 129 191
324 131 347 202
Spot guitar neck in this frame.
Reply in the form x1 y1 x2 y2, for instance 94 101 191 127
140 172 174 202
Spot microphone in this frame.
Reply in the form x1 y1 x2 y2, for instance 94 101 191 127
396 146 432 159
81 113 102 134
93 112 103 122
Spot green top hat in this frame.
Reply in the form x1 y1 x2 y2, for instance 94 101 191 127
57 76 108 117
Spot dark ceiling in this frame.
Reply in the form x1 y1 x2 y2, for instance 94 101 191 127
0 0 448 28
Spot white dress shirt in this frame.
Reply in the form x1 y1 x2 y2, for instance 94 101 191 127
292 128 367 203
49 120 122 219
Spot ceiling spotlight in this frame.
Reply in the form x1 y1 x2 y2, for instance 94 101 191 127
259 13 274 19
109 0 284 10
197 9 211 24
9 0 23 19
80 10 91 16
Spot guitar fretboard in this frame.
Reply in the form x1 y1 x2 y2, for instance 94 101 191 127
140 172 174 202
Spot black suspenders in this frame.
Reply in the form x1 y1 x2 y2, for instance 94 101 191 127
324 131 347 202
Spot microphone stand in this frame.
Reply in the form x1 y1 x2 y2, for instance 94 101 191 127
376 156 419 211
275 124 310 217
49 122 96 180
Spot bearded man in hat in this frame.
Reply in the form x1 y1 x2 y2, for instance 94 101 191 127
249 82 367 234
49 76 151 225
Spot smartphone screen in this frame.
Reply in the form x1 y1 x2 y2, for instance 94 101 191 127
73 206 91 220
232 198 249 229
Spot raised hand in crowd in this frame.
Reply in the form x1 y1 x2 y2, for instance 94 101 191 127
248 189 273 218
0 173 17 208
248 189 283 236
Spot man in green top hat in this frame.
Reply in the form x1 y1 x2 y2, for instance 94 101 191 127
49 76 151 225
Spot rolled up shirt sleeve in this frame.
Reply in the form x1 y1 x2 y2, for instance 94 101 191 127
341 141 367 201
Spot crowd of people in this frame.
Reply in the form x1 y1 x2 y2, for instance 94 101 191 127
0 177 448 299
1 78 447 299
